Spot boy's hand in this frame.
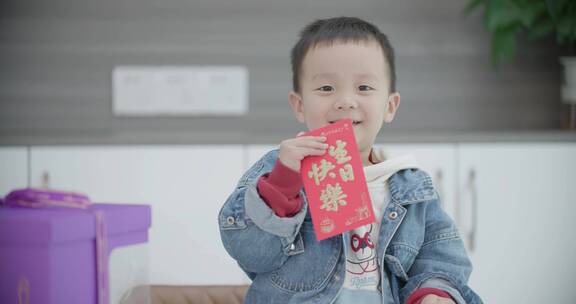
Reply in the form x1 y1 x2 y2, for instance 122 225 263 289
278 132 328 172
418 294 456 304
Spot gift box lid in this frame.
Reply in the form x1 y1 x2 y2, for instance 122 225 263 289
0 203 151 245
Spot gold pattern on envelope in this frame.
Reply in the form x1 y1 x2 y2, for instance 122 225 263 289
308 159 336 186
329 140 352 164
320 183 348 212
339 163 355 181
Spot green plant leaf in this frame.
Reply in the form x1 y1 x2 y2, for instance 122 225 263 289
557 0 576 45
485 0 523 31
527 18 555 40
464 0 485 15
520 1 548 27
556 17 576 45
545 0 563 20
491 26 518 65
465 0 576 64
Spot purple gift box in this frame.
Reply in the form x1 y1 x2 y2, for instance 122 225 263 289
0 203 151 304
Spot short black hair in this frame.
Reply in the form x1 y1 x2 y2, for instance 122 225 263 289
290 16 396 93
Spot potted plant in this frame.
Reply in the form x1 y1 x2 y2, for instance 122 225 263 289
464 0 576 129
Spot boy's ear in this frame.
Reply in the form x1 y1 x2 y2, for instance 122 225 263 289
289 91 306 123
383 92 401 123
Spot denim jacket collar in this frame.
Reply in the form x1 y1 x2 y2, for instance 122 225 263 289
388 169 438 205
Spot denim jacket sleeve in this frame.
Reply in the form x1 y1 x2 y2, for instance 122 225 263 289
218 150 308 275
399 195 483 304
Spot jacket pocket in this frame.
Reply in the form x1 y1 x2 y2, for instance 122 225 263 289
384 243 418 282
384 254 409 282
267 231 341 292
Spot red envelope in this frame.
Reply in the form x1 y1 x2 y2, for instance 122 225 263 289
300 119 375 241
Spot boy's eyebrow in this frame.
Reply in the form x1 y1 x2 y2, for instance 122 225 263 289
311 72 380 81
355 73 379 80
311 73 338 81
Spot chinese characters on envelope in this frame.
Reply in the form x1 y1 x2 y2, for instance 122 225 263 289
300 119 375 241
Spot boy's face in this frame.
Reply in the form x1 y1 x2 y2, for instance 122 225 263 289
289 40 400 153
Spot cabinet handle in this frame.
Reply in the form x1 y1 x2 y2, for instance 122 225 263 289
41 171 50 189
467 169 478 253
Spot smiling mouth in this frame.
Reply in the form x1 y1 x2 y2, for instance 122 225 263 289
329 120 362 125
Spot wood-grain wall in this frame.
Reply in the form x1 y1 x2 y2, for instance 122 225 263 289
0 0 563 144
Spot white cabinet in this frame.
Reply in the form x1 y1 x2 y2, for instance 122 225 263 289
21 141 576 301
246 145 277 169
30 146 250 285
459 143 576 304
379 144 458 220
0 147 28 195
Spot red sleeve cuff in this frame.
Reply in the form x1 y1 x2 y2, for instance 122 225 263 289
266 160 302 196
406 288 453 304
256 160 303 217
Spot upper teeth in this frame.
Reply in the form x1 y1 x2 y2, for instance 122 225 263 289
331 120 360 124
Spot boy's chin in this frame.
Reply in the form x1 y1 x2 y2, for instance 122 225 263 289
355 134 377 152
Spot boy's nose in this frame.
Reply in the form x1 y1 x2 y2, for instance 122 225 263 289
334 95 358 110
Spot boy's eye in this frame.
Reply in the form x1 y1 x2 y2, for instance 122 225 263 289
317 86 334 92
358 85 373 91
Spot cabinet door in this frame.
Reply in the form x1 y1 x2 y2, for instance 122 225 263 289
0 147 28 195
377 144 458 220
30 146 250 285
459 143 576 304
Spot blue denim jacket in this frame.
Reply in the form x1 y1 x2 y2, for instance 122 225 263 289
219 150 482 304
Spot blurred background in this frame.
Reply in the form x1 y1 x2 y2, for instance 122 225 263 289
1 0 575 303
1 0 574 143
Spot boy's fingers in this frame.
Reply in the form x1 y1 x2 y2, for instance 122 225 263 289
302 147 327 156
293 139 328 149
296 132 306 137
295 135 327 142
309 141 329 149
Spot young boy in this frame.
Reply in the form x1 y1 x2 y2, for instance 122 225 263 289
219 17 482 304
